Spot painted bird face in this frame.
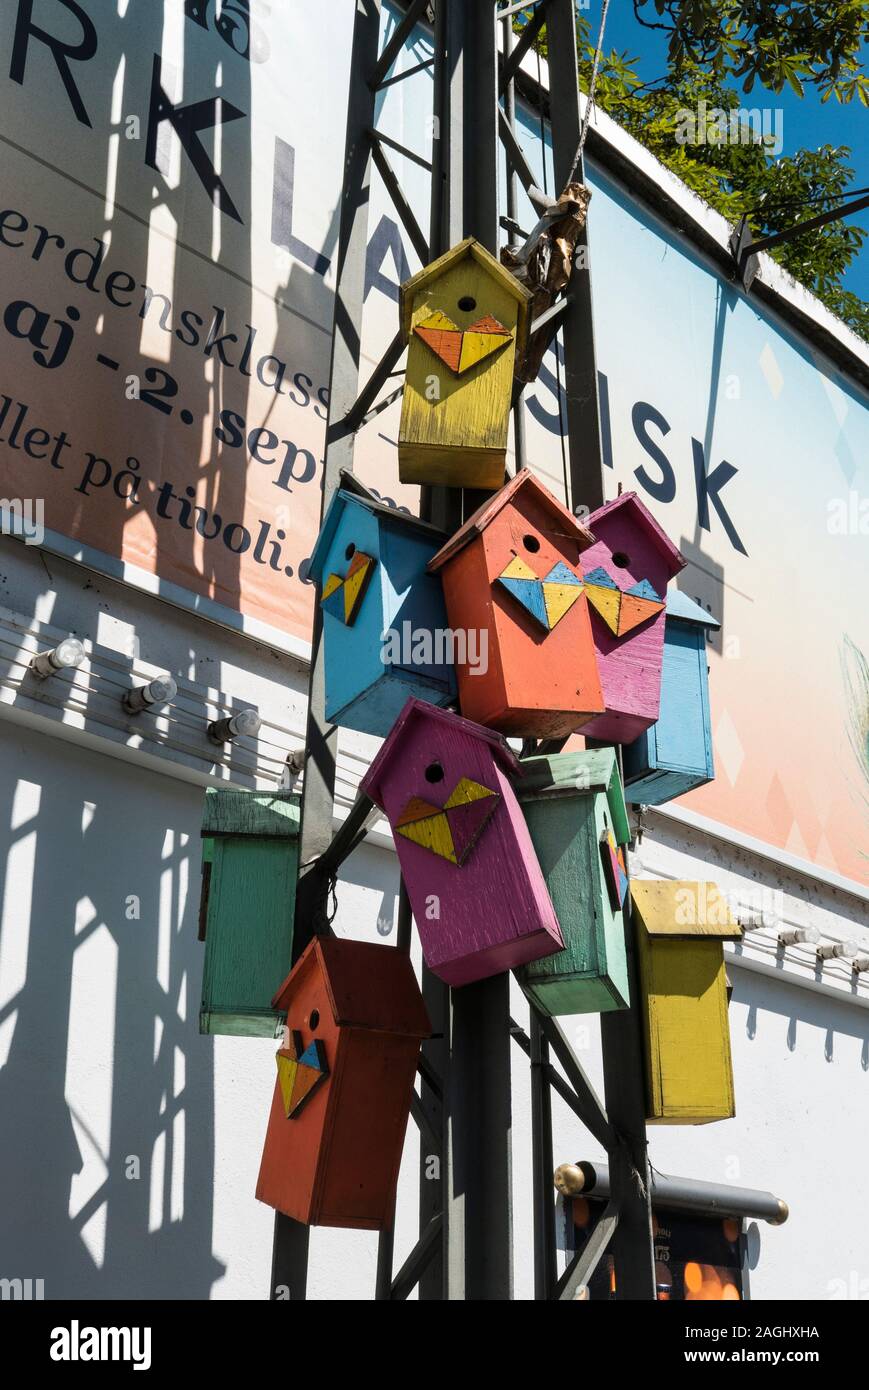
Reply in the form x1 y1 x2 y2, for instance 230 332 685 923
275 1028 328 1119
413 310 513 375
600 829 628 911
320 549 376 625
394 776 500 866
494 554 585 632
583 565 664 637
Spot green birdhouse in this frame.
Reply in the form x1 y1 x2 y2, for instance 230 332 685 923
199 788 300 1037
514 748 631 1016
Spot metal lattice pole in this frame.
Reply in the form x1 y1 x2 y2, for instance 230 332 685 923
279 0 657 1302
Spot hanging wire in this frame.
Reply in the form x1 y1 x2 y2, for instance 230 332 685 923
566 0 611 186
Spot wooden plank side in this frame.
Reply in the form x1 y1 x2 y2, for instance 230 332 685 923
645 938 735 1122
202 788 300 839
201 838 298 1029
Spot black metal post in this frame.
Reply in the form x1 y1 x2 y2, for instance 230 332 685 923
438 0 514 1302
501 5 528 474
529 1012 556 1297
546 0 606 514
599 750 656 1300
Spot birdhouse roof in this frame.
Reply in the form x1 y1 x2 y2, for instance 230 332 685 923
427 470 595 572
307 472 447 584
360 696 521 809
271 937 431 1037
400 237 532 344
666 589 720 629
586 492 685 579
513 747 630 845
632 881 741 939
201 788 300 839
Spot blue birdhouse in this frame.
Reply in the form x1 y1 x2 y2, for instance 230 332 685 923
307 479 457 736
622 590 719 804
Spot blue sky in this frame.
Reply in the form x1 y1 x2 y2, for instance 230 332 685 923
595 4 868 303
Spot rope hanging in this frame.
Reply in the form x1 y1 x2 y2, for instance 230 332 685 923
566 0 611 187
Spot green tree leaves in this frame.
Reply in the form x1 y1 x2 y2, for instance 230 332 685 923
512 4 867 339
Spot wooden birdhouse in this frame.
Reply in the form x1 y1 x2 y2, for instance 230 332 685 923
398 238 531 489
632 880 740 1124
256 936 430 1229
360 697 563 986
306 478 456 736
622 591 719 804
579 492 685 743
514 749 631 1016
427 471 604 738
199 788 300 1037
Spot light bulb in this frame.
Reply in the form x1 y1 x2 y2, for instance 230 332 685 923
124 677 177 714
816 939 857 960
30 637 85 679
208 709 262 744
778 926 820 947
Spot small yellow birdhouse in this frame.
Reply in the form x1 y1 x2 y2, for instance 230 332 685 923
632 880 741 1125
399 238 531 489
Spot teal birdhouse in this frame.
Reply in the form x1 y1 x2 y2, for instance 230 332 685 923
307 476 457 737
514 748 632 1016
622 591 719 804
199 788 300 1037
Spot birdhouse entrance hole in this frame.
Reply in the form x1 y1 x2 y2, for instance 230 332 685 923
458 296 476 312
424 761 445 783
345 543 356 560
523 534 541 553
611 551 631 568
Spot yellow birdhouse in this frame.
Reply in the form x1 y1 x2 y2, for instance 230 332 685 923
398 238 531 489
631 880 741 1125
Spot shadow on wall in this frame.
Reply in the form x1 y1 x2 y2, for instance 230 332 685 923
0 723 224 1298
734 960 869 1067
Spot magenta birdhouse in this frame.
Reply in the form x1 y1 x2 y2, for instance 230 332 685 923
360 698 563 986
579 493 685 743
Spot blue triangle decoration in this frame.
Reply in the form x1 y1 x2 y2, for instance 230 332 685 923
321 586 346 620
625 577 662 602
584 565 618 589
499 577 549 628
543 561 582 586
297 1039 327 1072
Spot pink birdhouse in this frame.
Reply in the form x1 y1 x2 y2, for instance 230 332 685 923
579 493 685 743
360 698 563 986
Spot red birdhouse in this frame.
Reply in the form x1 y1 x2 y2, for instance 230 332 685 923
579 492 685 743
255 936 430 1230
427 471 604 738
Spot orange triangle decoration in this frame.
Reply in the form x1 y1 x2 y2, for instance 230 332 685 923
618 593 664 635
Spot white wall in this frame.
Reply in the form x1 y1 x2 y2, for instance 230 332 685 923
0 536 867 1301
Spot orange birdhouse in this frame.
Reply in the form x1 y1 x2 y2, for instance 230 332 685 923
255 937 430 1230
427 470 605 738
